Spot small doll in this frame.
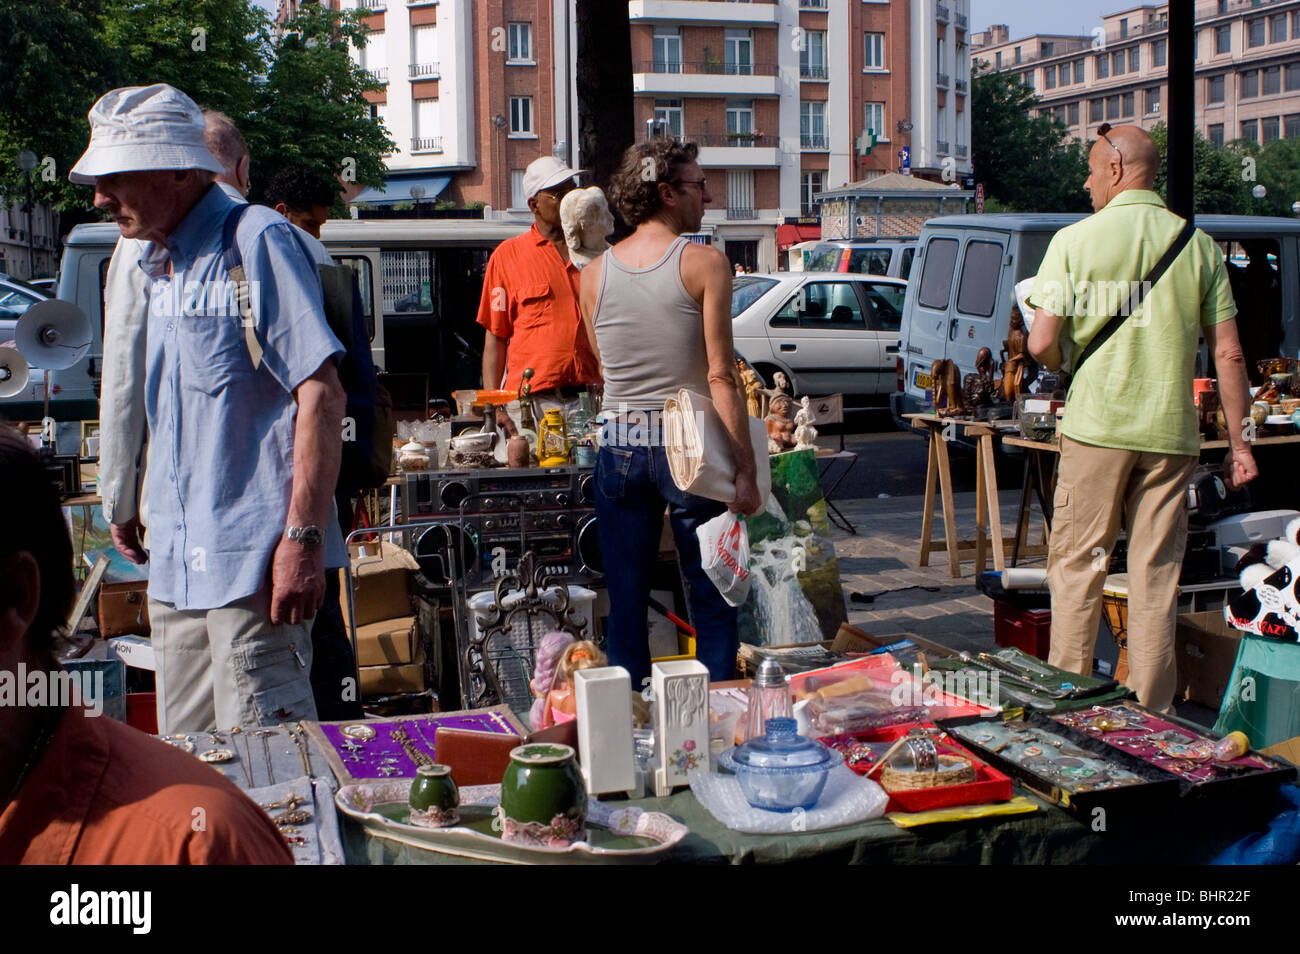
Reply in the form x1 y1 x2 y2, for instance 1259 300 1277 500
766 393 797 453
529 632 575 731
539 640 607 728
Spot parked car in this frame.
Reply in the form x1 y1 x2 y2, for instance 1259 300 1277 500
26 277 57 294
0 272 51 340
802 238 919 279
891 213 1300 428
731 272 907 401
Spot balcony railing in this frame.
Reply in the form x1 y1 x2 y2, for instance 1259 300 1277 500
937 72 950 87
409 62 440 78
410 137 443 153
937 140 950 154
955 78 968 93
635 59 778 77
936 2 949 23
955 12 968 29
365 67 388 83
726 207 757 220
800 63 829 80
694 132 770 147
956 144 968 158
800 0 828 8
800 133 829 149
359 0 385 9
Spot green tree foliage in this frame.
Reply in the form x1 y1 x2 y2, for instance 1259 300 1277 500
0 0 122 211
970 65 1092 213
244 4 393 200
1147 123 1255 214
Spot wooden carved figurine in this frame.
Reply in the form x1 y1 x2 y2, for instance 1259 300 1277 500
930 358 967 417
962 346 996 408
765 393 798 453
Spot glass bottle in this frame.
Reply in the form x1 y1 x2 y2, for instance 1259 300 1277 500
742 658 793 743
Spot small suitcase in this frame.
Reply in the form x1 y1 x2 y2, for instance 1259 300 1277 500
98 580 151 638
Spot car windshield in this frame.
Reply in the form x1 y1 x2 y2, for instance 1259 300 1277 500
731 277 778 318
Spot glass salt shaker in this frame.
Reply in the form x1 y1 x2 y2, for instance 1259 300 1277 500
742 658 793 743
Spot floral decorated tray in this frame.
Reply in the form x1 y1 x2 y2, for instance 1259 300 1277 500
335 781 688 865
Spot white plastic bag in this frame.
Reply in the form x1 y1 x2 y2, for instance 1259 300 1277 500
697 511 752 607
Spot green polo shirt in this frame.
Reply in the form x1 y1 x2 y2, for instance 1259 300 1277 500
1027 190 1237 457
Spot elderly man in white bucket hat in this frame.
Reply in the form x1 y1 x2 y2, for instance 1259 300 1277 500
73 84 348 733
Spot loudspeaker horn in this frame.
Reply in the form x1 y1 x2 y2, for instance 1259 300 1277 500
0 344 30 398
15 299 92 371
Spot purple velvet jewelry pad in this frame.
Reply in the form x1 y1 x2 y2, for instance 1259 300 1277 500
305 707 526 784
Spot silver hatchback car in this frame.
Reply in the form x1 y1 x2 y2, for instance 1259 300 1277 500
731 272 907 399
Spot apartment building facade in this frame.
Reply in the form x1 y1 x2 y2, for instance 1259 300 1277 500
0 202 58 280
971 0 1300 148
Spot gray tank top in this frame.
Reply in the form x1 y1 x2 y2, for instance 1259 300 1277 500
593 236 712 413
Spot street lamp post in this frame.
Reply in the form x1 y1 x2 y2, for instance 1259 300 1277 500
16 150 37 278
410 184 426 219
1291 200 1300 218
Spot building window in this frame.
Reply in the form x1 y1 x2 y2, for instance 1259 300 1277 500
1294 10 1300 38
864 102 885 141
411 24 437 72
653 27 682 73
1262 116 1280 143
1285 113 1300 139
1105 94 1120 120
1215 25 1231 55
1270 13 1288 43
507 22 532 62
800 171 824 216
725 29 753 76
800 101 827 148
864 32 885 69
1073 59 1084 84
509 96 534 135
510 169 525 210
1129 47 1139 72
800 30 827 79
1096 53 1109 79
1060 64 1070 87
1243 70 1259 99
1119 17 1129 39
725 99 755 140
1089 98 1103 122
1146 86 1161 114
1208 123 1225 147
1217 0 1228 13
1121 92 1134 117
1208 74 1225 103
726 168 755 218
653 99 683 139
1241 119 1259 142
1247 18 1265 49
1068 101 1080 126
1152 39 1166 68
1263 66 1281 96
1288 63 1300 92
1041 41 1055 56
1045 65 1056 90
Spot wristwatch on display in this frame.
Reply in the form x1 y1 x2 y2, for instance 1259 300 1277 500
284 525 324 547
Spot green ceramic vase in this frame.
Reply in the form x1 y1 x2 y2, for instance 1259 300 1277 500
499 743 588 847
408 764 459 828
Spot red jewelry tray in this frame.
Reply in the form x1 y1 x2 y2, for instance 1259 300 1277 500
819 722 1014 814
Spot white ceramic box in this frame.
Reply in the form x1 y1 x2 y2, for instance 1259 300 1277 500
652 660 710 797
575 666 636 797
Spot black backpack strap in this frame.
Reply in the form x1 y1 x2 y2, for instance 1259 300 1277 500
1072 219 1196 378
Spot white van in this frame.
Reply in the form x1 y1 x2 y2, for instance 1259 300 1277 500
891 213 1300 429
2 215 531 422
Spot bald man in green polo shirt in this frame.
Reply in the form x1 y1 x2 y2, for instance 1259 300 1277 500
1026 124 1257 712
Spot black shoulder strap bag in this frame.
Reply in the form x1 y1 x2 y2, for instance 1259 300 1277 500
1067 219 1196 393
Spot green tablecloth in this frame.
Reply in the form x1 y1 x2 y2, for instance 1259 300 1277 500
341 781 1273 865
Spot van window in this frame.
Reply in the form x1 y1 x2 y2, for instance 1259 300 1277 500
847 248 891 275
898 247 915 279
1016 233 1054 281
333 256 377 341
917 237 959 309
955 240 1004 318
383 250 434 315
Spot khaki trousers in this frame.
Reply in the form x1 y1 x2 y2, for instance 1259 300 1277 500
1047 435 1197 712
150 587 318 734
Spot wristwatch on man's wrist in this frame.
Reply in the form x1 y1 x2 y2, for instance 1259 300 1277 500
284 525 324 548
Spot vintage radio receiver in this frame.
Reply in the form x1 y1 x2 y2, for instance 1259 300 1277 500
403 465 595 517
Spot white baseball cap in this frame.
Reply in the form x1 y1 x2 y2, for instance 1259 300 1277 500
70 84 226 185
522 156 583 202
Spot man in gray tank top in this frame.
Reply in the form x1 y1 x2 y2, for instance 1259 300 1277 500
577 140 762 687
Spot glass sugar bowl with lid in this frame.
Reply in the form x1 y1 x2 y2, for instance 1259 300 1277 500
719 717 836 812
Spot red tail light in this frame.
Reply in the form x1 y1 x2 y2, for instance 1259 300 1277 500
896 357 905 392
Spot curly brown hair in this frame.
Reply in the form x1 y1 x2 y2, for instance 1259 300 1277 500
607 139 700 226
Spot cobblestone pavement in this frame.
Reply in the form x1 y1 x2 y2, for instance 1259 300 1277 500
826 489 1045 655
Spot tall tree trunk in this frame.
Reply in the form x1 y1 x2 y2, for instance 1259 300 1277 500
575 0 633 234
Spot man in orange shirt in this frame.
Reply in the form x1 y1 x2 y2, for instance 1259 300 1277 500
0 425 292 864
477 156 602 412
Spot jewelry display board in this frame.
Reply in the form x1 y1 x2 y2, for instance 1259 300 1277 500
306 707 526 785
1052 703 1296 797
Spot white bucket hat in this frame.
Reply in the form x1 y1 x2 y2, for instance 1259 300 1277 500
522 156 583 202
70 84 225 184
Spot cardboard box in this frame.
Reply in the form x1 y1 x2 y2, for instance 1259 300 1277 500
360 662 425 696
342 541 416 627
356 616 416 667
1175 610 1245 709
1262 735 1300 766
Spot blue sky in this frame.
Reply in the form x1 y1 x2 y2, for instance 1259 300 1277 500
971 0 1119 39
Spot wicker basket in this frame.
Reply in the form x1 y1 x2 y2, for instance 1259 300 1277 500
881 755 977 792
